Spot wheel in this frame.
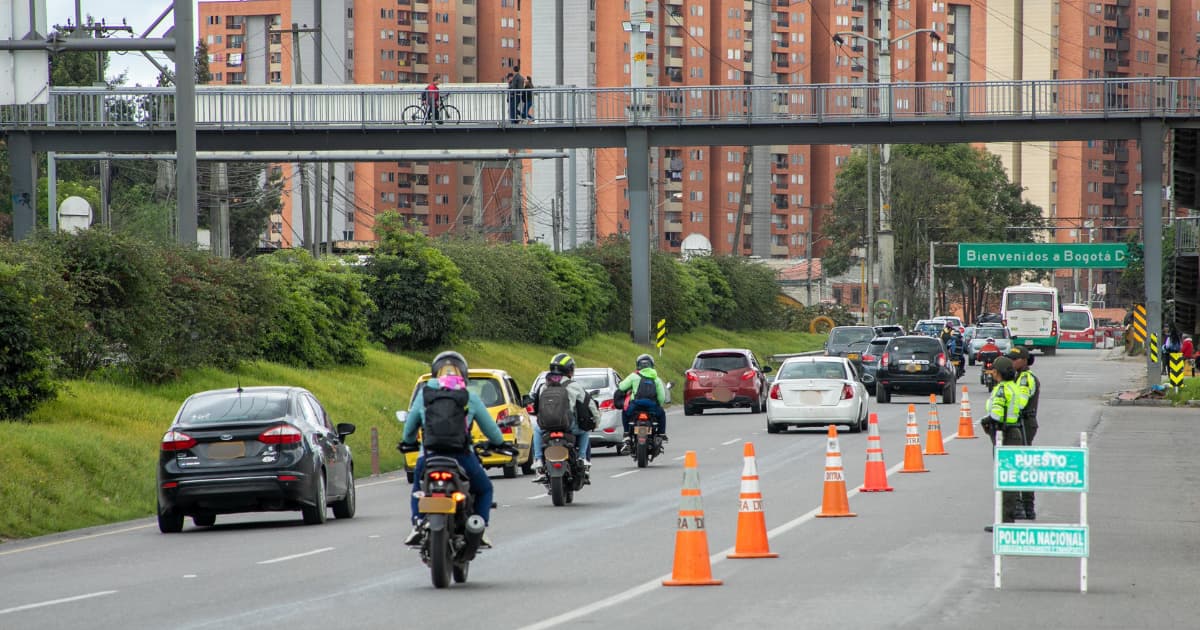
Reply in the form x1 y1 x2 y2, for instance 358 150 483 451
859 412 869 433
550 476 566 506
750 393 764 414
302 472 328 525
876 386 890 404
157 502 184 533
429 528 452 589
684 404 698 416
943 386 956 405
520 445 534 475
453 561 470 584
403 104 427 124
332 474 356 519
1043 347 1057 356
441 104 461 123
766 420 781 434
405 468 415 484
636 441 649 468
502 457 518 479
192 512 216 527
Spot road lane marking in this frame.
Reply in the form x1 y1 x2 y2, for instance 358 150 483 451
0 591 117 616
721 438 742 446
518 432 964 630
0 524 153 557
526 493 548 500
256 547 335 565
610 470 638 478
672 455 685 461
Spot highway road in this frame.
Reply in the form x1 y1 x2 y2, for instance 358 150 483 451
1 349 1196 629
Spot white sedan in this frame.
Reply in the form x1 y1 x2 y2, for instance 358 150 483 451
765 357 869 434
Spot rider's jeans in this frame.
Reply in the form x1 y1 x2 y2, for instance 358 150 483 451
532 426 590 462
623 399 666 435
411 450 494 525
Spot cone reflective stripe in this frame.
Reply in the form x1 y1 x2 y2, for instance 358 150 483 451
924 394 947 455
663 451 723 586
900 404 928 473
861 413 893 492
816 425 857 517
957 386 978 439
728 442 778 559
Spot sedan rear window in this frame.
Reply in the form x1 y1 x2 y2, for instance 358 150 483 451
694 354 750 372
889 339 942 355
179 392 290 424
573 374 610 390
829 327 875 344
778 362 848 380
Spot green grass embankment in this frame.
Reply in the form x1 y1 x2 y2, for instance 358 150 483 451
0 326 821 540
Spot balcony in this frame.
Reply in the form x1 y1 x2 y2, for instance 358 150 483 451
414 1 430 10
772 39 788 49
1116 38 1130 52
412 20 429 33
666 52 683 67
852 4 865 12
663 179 682 192
851 24 864 33
1116 14 1130 29
1113 194 1129 207
665 220 684 232
413 63 429 75
1115 147 1129 162
772 244 790 257
667 34 683 48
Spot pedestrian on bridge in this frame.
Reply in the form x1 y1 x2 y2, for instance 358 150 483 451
508 66 526 124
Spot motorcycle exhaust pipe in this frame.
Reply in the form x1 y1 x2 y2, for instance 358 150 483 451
465 514 486 535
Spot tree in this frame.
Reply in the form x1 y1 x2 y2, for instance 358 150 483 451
821 144 1046 321
0 262 57 420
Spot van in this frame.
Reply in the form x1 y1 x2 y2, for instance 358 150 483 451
1058 304 1096 349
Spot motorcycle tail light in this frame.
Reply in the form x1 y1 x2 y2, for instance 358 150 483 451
549 431 564 438
841 384 854 400
552 462 563 469
452 492 466 502
429 471 453 481
769 384 781 400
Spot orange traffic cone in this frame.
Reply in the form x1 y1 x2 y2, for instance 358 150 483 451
727 442 778 559
861 413 893 492
663 451 723 586
900 404 928 473
924 394 948 455
816 425 857 517
957 386 978 439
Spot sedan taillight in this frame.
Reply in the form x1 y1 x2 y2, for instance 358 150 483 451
936 353 946 367
161 430 196 452
841 384 854 400
881 352 890 366
740 370 756 381
769 384 781 400
599 399 614 410
259 424 303 445
861 354 875 363
685 371 699 382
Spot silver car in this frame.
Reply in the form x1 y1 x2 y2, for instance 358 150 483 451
967 325 1013 365
530 367 626 451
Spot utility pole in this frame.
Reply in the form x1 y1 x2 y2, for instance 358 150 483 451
511 160 524 244
876 0 895 320
276 22 320 253
866 147 875 325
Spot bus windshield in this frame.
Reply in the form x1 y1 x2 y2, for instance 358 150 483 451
1004 292 1055 311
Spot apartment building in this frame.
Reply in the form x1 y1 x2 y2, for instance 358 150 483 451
199 0 520 248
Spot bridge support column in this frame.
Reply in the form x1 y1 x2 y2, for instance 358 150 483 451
9 133 36 240
1141 120 1164 384
174 0 197 245
627 127 652 346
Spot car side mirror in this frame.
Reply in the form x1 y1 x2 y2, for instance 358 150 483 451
521 394 534 407
497 416 521 428
337 422 357 438
665 381 674 391
395 410 407 425
762 365 773 373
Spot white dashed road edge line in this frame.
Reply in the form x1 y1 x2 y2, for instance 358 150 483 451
256 547 335 565
0 591 118 616
721 438 742 446
611 470 639 478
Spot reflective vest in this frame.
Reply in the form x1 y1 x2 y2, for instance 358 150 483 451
987 380 1028 425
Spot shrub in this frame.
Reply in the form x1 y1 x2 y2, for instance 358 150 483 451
258 250 372 367
435 239 555 343
712 255 783 330
0 261 57 420
529 244 615 347
685 256 737 324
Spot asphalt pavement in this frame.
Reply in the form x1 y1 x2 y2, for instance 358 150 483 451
1 348 1197 629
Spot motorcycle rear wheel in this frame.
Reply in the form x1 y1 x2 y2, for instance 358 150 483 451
636 441 649 468
429 528 452 588
550 476 566 506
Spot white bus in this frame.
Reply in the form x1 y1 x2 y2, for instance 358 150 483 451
1000 283 1061 355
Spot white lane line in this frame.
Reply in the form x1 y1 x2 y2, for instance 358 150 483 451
0 591 117 616
526 493 548 500
518 432 964 630
672 455 685 461
721 438 742 446
0 524 152 557
256 547 335 565
610 470 639 478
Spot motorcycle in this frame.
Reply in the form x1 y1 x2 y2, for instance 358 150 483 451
397 436 516 589
539 430 587 506
628 408 664 468
978 351 999 392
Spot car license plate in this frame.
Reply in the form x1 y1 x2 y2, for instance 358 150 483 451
1025 340 1033 346
952 359 961 366
634 425 651 436
207 441 245 459
906 363 920 373
846 353 860 361
709 388 734 402
418 496 458 514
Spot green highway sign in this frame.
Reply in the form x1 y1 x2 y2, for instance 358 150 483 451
993 525 1089 557
995 447 1088 491
958 243 1129 269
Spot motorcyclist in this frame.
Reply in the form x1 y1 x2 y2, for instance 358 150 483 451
617 354 670 446
530 353 600 483
401 351 506 548
978 337 1001 359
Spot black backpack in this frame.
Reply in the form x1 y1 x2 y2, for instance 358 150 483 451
536 379 574 431
574 393 596 432
421 387 471 453
634 376 657 402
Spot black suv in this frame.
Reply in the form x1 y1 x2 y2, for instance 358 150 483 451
874 335 957 404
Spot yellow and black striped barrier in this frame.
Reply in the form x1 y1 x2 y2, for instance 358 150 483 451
656 319 667 352
1169 353 1185 389
1129 304 1147 344
1148 333 1159 364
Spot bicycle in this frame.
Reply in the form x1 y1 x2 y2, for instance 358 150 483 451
403 97 460 125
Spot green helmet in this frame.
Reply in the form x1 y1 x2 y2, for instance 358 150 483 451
549 352 575 377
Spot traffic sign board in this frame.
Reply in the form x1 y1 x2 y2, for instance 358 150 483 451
1170 353 1185 387
957 243 1129 268
995 447 1088 491
993 525 1089 557
1129 304 1147 344
1149 333 1160 364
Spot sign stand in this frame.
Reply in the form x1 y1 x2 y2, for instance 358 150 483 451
993 432 1089 592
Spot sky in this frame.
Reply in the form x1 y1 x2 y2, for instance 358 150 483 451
46 0 200 87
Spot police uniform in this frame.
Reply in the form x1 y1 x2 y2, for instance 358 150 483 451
1008 347 1040 519
985 356 1029 524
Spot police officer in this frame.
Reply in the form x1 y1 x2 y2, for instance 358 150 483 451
982 355 1029 532
1007 346 1040 520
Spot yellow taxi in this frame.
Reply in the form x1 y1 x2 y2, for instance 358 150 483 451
402 369 535 482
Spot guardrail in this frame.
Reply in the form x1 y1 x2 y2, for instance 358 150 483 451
2 77 1199 130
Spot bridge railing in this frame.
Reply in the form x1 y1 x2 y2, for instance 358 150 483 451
2 78 1199 130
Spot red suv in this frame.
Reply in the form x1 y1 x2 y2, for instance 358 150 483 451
683 349 772 415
